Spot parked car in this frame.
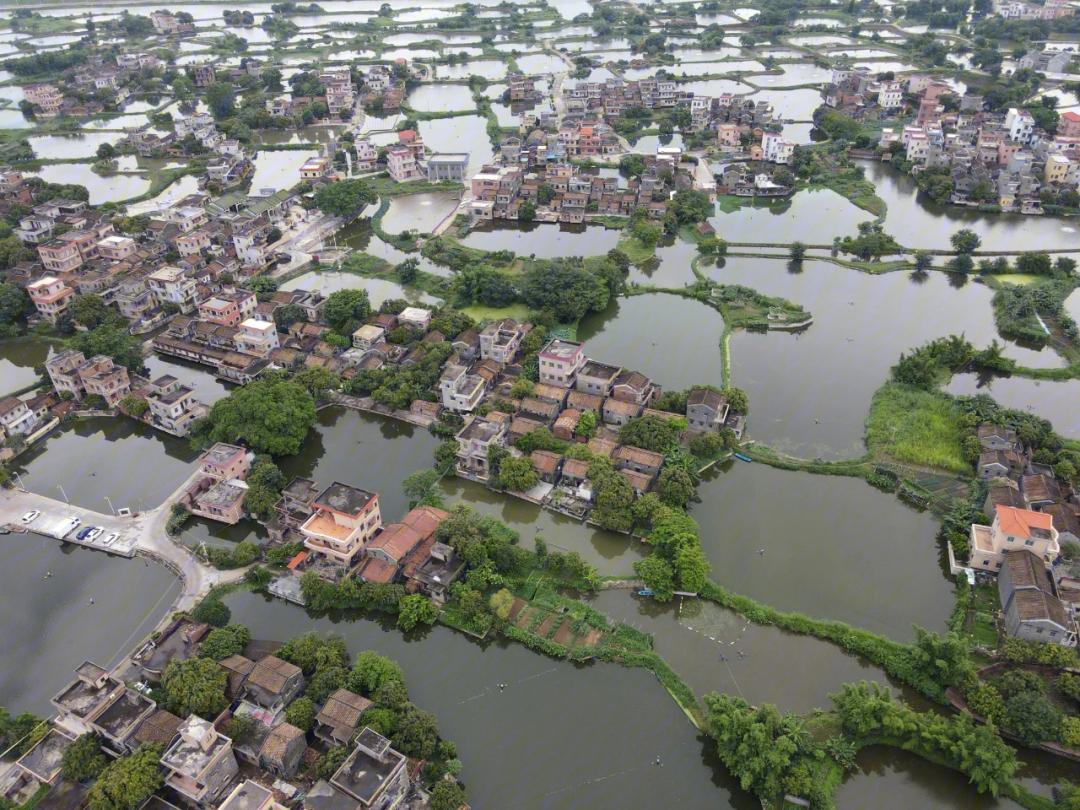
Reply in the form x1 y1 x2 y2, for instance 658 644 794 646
57 517 81 537
20 510 40 524
86 528 103 542
76 526 93 540
100 533 117 547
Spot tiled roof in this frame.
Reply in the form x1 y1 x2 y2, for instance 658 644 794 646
260 722 304 762
355 556 398 583
1003 549 1053 593
997 505 1054 540
531 450 561 473
367 523 422 562
247 655 300 695
133 710 182 745
400 506 449 539
316 689 371 731
614 445 664 468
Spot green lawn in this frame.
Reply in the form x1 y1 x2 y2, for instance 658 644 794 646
460 303 532 322
865 383 970 474
616 235 656 264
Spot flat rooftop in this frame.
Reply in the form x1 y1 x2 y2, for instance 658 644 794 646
53 677 120 719
197 480 247 508
540 338 583 359
94 690 154 739
201 442 244 467
313 482 377 516
219 781 272 810
331 739 404 804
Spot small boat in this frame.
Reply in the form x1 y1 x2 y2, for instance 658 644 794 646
0 528 9 535
734 453 752 462
638 589 655 597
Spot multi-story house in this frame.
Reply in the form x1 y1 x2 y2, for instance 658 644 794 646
386 145 421 182
969 505 1060 572
299 156 331 180
427 153 470 182
27 276 75 323
479 318 525 364
538 339 586 388
160 717 239 806
0 396 38 436
97 235 137 261
37 239 82 273
319 71 354 115
686 388 729 432
145 375 208 437
197 290 256 327
355 138 378 171
235 318 280 357
115 277 158 323
149 266 199 313
300 482 382 568
194 65 216 86
79 355 131 407
439 364 486 412
454 415 507 480
998 549 1077 646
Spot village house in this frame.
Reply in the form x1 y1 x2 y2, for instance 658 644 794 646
455 415 507 480
0 396 39 437
978 449 1025 480
145 375 208 437
185 443 251 524
538 339 586 388
614 445 664 479
576 361 621 397
159 716 239 806
259 723 306 779
403 538 465 604
197 290 257 328
314 689 372 747
998 549 1077 646
27 277 74 323
479 318 525 365
531 450 562 485
426 153 470 182
50 662 125 738
439 364 486 412
686 388 729 433
307 729 409 810
300 482 382 569
243 655 305 713
601 397 641 426
235 318 280 358
217 781 284 810
969 505 1060 572
978 425 1021 451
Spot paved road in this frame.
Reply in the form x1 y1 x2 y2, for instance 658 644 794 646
0 472 244 615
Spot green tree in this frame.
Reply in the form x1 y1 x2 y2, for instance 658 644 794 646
950 228 982 254
191 597 231 627
96 143 117 161
69 324 143 372
322 289 372 332
576 409 598 439
284 697 316 731
314 179 378 218
162 658 229 719
348 651 405 696
206 379 316 455
293 365 337 401
402 469 444 508
119 395 149 418
373 679 409 712
675 542 711 593
199 624 251 661
618 414 684 453
704 695 797 801
497 456 538 492
789 241 806 261
914 250 934 271
313 746 348 780
391 703 440 759
397 258 420 285
397 594 439 631
520 257 610 323
274 302 307 327
723 387 748 413
910 627 975 690
1005 691 1061 745
509 377 534 400
206 81 236 118
244 456 286 520
0 283 33 332
429 781 467 810
633 554 676 601
87 744 164 810
519 200 537 221
658 466 696 507
62 733 109 783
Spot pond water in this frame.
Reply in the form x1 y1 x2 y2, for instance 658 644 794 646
29 131 122 159
13 416 199 512
760 62 834 86
945 372 1080 440
516 52 572 75
457 221 624 258
692 462 951 640
125 175 202 216
281 270 440 308
710 187 869 243
142 353 235 406
419 115 496 175
379 191 460 235
32 164 152 204
406 83 477 113
578 294 726 393
0 336 56 395
248 148 319 195
222 590 753 810
0 108 32 129
753 87 826 119
865 160 1080 252
0 534 181 716
701 258 1045 457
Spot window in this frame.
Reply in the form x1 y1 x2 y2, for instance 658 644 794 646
996 561 1002 568
1025 539 1035 546
1037 627 1045 634
1051 631 1059 637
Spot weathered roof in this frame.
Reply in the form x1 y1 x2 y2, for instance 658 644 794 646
567 391 603 411
316 689 372 732
1042 503 1080 538
531 450 561 473
687 387 725 411
1013 588 1071 628
260 722 304 762
978 424 1018 442
314 482 378 517
587 437 617 457
1004 549 1054 594
619 468 654 491
614 445 665 468
520 397 559 418
614 370 650 391
247 655 301 695
400 506 449 539
562 458 589 478
133 710 182 745
355 556 398 583
1022 474 1063 505
602 398 641 416
367 523 423 562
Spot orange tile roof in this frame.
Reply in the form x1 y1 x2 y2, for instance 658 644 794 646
400 506 449 539
367 523 423 562
997 505 1053 539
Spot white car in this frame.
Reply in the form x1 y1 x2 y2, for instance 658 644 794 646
86 528 103 542
20 510 40 525
101 533 118 547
